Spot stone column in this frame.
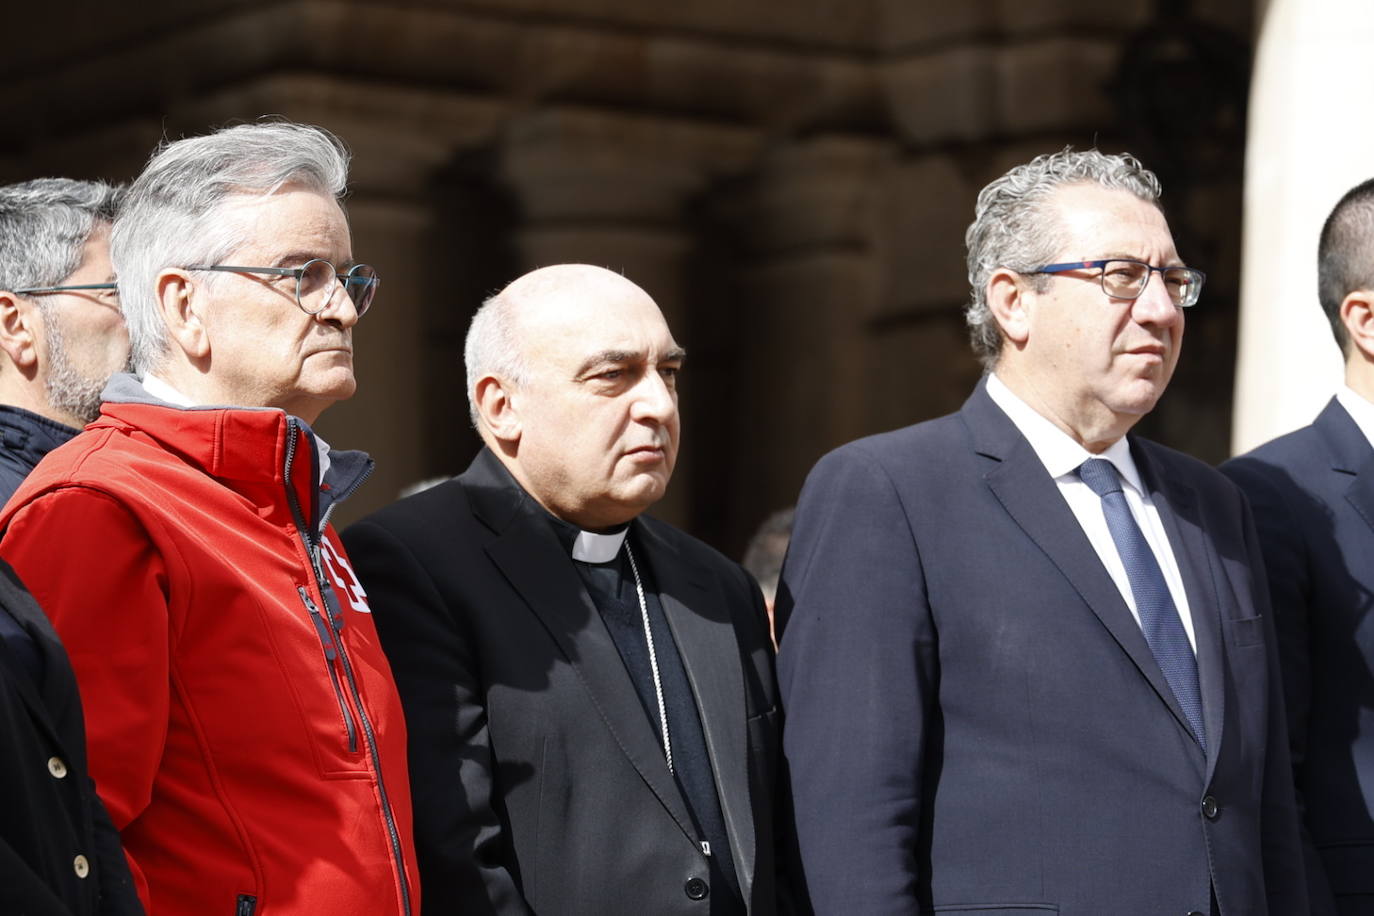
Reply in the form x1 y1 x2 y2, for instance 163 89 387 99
497 108 757 531
1233 0 1374 453
720 136 894 549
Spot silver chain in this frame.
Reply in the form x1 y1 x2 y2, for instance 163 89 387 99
624 541 672 774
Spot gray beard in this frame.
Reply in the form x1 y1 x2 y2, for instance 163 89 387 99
40 307 111 426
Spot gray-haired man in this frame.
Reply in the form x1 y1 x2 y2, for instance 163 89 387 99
0 178 128 503
0 122 418 916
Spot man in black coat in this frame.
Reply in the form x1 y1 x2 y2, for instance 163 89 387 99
0 555 141 915
1222 177 1374 915
343 264 780 916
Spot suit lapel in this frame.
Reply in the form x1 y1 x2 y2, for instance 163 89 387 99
1135 446 1225 774
1313 398 1374 534
639 520 755 896
465 452 697 843
965 385 1205 760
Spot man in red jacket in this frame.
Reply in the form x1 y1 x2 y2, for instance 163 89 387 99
0 121 419 916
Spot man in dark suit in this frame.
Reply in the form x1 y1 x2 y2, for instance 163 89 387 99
0 553 141 915
343 264 780 916
776 149 1307 916
1221 177 1374 915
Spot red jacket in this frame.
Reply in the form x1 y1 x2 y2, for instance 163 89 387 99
0 379 419 916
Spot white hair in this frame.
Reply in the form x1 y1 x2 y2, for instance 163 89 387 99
463 290 529 427
111 121 350 374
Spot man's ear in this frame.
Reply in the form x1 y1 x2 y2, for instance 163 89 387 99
986 267 1032 348
1340 289 1374 363
156 269 210 359
0 290 42 373
474 375 521 445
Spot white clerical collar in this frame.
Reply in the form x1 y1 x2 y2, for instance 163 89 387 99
141 373 333 486
1336 386 1374 452
571 527 628 563
986 373 1144 494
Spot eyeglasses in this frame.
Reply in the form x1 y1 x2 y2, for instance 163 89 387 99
1028 259 1206 309
184 259 378 317
14 283 121 309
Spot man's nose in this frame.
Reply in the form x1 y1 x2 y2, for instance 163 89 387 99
632 371 676 422
1132 271 1182 326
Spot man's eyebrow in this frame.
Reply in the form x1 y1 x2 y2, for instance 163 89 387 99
273 251 351 268
574 346 688 377
1100 253 1186 267
575 350 640 377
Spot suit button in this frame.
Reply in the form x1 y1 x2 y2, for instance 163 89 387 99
1201 795 1219 819
47 756 68 779
73 854 90 878
1187 912 1205 916
684 877 709 900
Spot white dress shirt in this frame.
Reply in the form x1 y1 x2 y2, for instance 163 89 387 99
1336 385 1374 450
986 374 1197 652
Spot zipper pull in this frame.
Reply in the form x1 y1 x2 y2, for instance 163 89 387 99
299 586 336 661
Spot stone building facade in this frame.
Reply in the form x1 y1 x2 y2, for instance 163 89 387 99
0 0 1254 553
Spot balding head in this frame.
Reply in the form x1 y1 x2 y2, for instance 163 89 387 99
465 265 657 425
464 264 684 529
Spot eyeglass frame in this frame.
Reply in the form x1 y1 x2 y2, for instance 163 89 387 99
182 259 378 317
1025 259 1206 308
14 282 119 295
12 283 122 311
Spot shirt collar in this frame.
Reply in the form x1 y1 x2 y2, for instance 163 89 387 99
1336 386 1374 451
986 373 1144 493
542 508 630 563
142 373 195 407
572 528 628 563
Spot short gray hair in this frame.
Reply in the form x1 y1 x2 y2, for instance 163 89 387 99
464 290 529 428
964 148 1163 369
0 178 124 293
112 121 351 374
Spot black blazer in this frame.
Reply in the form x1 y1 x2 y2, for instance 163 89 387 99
1222 397 1374 914
776 381 1307 916
343 449 781 916
0 558 141 916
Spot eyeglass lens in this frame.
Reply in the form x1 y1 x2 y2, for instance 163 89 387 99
1100 260 1199 307
297 259 378 316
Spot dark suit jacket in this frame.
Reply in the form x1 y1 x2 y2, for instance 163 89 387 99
775 381 1307 916
342 449 781 916
1222 397 1374 914
0 559 141 916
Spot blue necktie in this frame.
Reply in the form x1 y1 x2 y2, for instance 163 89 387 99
1078 458 1206 751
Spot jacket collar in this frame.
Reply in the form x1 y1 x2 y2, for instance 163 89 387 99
0 405 79 470
94 372 373 524
1313 397 1374 539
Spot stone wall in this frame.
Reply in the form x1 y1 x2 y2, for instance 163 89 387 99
0 0 1254 554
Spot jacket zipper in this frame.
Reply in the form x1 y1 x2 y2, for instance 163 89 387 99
298 586 357 752
282 419 411 916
